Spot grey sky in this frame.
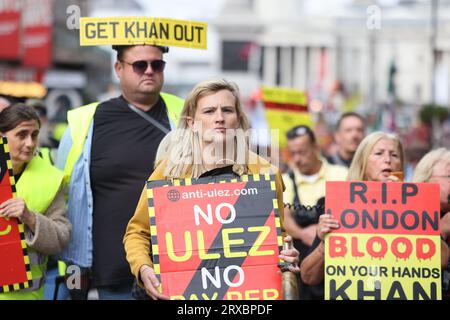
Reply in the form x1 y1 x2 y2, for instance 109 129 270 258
138 0 226 21
136 0 405 18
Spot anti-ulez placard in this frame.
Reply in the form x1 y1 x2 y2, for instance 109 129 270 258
261 86 313 148
0 137 32 293
80 17 207 49
147 174 283 300
325 181 441 300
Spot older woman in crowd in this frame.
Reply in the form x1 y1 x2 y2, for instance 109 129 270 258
412 148 450 273
299 131 405 288
0 104 71 300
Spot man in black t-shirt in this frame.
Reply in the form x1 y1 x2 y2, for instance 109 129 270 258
57 45 184 300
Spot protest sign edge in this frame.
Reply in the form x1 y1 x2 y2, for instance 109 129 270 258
0 137 33 293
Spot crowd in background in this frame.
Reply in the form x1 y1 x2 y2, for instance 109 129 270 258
0 43 449 301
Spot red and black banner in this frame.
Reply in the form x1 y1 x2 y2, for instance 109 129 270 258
147 174 283 300
0 0 21 60
0 137 32 293
22 0 53 69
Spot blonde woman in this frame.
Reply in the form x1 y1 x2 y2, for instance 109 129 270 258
346 131 405 182
412 148 450 270
299 132 405 290
124 79 299 300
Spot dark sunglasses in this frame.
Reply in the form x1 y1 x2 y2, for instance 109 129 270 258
121 59 166 74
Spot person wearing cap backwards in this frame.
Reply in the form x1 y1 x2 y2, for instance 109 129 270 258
56 45 184 300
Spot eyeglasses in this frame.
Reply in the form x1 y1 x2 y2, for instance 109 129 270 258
120 59 166 75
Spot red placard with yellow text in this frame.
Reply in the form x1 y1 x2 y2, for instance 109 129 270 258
325 181 441 300
0 137 32 293
147 174 283 300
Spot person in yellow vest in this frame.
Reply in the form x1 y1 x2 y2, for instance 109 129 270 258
123 79 300 300
0 104 71 300
56 45 184 300
37 123 68 167
24 100 69 299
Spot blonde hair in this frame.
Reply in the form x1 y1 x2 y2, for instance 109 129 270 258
163 79 251 178
154 130 174 167
347 131 405 181
412 148 450 183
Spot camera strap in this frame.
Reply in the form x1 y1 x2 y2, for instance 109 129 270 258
109 97 171 135
127 103 170 135
288 170 302 207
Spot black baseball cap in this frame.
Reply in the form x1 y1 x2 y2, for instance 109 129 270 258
112 45 169 54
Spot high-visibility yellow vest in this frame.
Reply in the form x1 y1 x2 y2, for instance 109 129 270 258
58 261 67 276
63 93 184 181
0 156 64 300
38 147 54 165
53 123 68 142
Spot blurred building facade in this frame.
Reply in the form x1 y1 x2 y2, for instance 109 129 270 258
216 0 450 113
0 0 112 122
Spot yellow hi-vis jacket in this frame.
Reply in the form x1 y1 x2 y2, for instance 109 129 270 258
63 93 184 182
0 156 64 300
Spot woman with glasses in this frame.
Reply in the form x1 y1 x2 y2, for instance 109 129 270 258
123 79 300 300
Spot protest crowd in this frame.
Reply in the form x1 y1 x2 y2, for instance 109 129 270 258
0 8 450 302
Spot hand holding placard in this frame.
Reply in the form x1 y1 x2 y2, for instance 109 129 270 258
317 212 340 241
139 265 169 300
278 235 300 273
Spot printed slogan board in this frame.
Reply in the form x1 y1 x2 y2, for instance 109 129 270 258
0 137 32 293
262 86 313 148
147 174 283 300
325 181 441 300
80 17 207 49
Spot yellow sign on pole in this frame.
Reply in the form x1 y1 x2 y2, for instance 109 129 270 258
261 87 313 148
262 87 308 106
79 17 207 49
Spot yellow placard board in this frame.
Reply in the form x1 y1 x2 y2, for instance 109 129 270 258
265 110 313 148
0 82 47 98
261 87 308 106
80 17 207 49
325 233 441 300
261 87 313 148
